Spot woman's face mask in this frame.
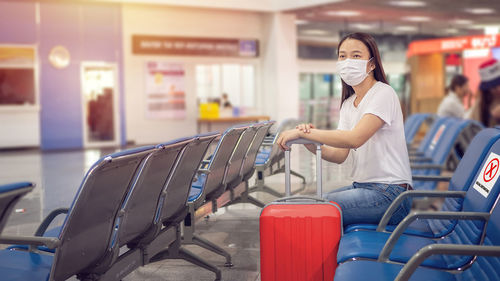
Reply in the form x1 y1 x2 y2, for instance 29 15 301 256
336 58 373 86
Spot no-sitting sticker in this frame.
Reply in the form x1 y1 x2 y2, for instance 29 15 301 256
474 152 500 198
429 124 446 151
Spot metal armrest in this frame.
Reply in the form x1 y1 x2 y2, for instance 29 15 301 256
376 191 465 232
412 175 452 181
197 168 210 175
410 164 444 170
35 208 69 236
395 244 500 281
378 211 490 262
0 235 61 249
409 157 433 162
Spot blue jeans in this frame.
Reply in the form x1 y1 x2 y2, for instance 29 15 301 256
322 182 411 227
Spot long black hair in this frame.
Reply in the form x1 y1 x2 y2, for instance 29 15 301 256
338 33 388 106
480 89 493 126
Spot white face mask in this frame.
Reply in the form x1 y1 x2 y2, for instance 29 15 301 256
336 58 373 86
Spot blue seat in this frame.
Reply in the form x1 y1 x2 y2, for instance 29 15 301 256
405 113 433 146
0 146 156 281
0 182 34 231
411 119 479 191
337 131 500 270
409 116 450 156
335 186 500 281
344 128 500 236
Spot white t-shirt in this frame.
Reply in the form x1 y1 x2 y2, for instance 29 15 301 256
337 81 412 185
437 92 465 118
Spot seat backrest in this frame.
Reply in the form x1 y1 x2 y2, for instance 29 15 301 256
429 128 500 236
405 113 430 144
453 121 485 163
459 192 500 281
159 133 219 225
240 121 275 181
440 136 500 268
423 118 458 158
416 116 450 154
428 119 469 164
203 125 247 200
224 125 259 187
115 137 194 248
412 118 460 190
0 182 34 232
50 146 155 281
267 118 299 144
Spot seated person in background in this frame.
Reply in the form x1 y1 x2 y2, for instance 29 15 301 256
277 32 412 227
221 93 232 108
437 74 469 118
468 59 500 127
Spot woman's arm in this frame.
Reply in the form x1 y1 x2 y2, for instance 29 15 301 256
277 113 385 150
304 144 350 164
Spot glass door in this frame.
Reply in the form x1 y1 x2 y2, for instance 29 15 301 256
81 63 120 147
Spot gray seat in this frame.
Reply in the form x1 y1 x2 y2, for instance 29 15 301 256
0 146 156 281
182 124 251 277
250 118 306 197
228 121 275 207
76 135 205 280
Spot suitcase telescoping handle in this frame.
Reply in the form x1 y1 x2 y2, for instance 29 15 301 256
285 138 323 197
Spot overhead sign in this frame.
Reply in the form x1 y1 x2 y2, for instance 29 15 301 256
407 34 500 57
132 35 259 58
474 152 500 198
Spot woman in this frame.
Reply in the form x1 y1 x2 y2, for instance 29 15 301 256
467 59 500 127
277 32 412 226
437 74 470 118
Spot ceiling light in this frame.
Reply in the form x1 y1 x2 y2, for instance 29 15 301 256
396 25 418 32
325 10 361 17
402 16 430 22
301 29 329 36
388 1 426 7
454 19 473 25
465 8 495 14
350 23 374 30
295 19 309 25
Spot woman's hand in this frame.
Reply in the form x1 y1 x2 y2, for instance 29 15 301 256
296 123 315 133
277 129 301 151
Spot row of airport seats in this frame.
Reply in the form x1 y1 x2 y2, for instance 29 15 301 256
410 117 483 187
0 121 274 281
335 126 500 280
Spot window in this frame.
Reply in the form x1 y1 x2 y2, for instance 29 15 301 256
0 46 37 106
196 63 255 108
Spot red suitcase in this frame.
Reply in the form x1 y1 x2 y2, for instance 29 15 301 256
260 139 343 281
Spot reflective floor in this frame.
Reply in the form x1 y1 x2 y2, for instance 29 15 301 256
0 145 352 281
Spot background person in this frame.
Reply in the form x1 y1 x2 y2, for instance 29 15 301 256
467 59 500 127
437 74 470 118
277 32 412 227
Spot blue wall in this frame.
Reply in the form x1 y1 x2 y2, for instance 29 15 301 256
0 1 124 150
